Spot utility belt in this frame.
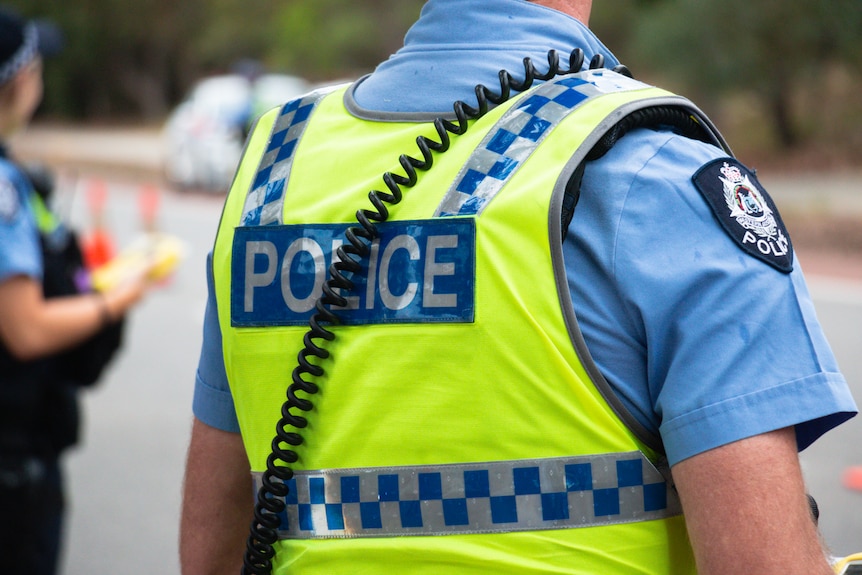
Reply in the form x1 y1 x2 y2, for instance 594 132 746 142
0 454 49 491
0 450 63 525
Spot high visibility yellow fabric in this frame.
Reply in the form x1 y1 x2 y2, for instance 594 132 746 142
30 192 58 234
213 77 697 573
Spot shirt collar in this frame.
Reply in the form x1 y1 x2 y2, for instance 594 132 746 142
350 0 619 115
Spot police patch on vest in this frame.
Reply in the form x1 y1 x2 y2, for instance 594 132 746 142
0 179 19 221
231 218 476 326
693 158 793 273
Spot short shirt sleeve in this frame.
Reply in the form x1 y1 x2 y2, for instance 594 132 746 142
192 252 241 433
565 128 856 467
0 164 42 283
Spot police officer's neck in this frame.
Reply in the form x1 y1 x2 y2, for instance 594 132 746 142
529 0 591 25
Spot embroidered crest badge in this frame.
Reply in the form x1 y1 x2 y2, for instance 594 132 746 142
693 158 793 273
0 178 20 222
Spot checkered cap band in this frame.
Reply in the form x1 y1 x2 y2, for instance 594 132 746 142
436 70 647 218
254 451 679 539
0 23 37 86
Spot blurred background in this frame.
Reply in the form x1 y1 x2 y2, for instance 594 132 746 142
8 0 862 189
3 0 861 573
8 0 862 163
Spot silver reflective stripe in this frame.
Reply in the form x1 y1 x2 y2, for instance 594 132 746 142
435 69 649 218
240 92 327 227
252 451 680 539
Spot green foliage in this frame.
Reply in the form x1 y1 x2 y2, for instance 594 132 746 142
6 0 860 157
612 0 862 149
8 0 422 119
266 0 421 79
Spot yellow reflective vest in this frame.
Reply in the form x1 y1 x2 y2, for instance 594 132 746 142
213 70 718 573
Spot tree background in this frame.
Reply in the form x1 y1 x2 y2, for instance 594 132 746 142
7 0 862 163
591 0 862 164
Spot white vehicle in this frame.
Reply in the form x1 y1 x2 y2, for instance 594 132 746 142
162 73 310 192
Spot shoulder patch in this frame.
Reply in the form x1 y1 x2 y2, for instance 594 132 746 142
693 158 793 273
0 178 20 222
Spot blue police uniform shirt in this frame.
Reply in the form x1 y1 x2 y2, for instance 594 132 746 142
0 152 42 284
192 0 856 466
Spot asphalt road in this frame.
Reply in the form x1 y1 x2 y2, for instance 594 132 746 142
10 126 861 573
57 178 218 575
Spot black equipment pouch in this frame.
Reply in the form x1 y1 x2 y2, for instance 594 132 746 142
40 227 124 388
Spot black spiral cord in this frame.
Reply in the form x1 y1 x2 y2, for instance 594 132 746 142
241 49 628 575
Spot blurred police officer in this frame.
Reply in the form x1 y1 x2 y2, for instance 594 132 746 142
0 7 154 573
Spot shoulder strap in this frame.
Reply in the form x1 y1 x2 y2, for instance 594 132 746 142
562 101 731 239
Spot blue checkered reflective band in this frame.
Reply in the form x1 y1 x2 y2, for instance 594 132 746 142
252 451 680 539
240 92 327 227
435 69 648 218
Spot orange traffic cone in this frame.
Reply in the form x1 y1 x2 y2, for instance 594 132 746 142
81 178 115 269
842 466 862 492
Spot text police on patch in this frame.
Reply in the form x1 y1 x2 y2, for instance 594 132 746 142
231 219 476 326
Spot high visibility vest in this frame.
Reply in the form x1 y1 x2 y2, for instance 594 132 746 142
214 70 722 573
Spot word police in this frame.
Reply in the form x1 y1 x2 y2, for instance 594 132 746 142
741 228 790 258
231 219 476 326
